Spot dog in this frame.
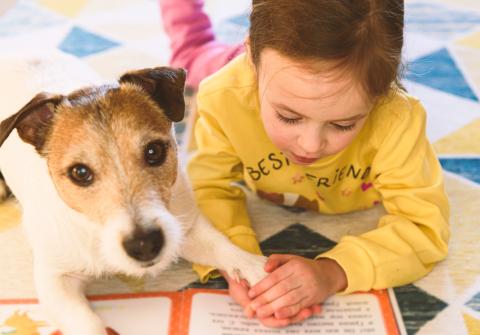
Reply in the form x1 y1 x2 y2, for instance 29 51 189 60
0 51 267 335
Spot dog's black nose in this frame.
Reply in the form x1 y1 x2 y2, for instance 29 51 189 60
122 229 164 262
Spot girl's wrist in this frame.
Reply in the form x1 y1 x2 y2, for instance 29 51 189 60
316 258 348 294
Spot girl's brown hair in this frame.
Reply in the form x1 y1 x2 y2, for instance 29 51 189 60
249 0 404 100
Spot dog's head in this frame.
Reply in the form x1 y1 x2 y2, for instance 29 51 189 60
0 67 188 276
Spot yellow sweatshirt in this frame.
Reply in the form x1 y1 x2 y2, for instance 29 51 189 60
187 54 450 294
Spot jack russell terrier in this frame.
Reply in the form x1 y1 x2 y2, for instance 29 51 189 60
0 51 267 335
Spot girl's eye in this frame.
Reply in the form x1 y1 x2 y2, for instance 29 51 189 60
332 123 356 131
276 112 301 125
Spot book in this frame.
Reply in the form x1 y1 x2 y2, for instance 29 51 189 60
0 288 406 335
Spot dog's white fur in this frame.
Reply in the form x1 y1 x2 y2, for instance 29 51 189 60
0 51 267 335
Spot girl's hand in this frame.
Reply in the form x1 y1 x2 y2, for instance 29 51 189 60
220 270 255 318
220 270 320 327
247 254 347 320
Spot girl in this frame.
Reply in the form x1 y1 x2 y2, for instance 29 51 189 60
160 0 450 328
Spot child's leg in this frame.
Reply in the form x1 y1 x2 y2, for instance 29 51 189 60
160 0 245 88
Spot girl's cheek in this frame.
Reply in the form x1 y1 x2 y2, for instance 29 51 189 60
332 132 357 152
270 127 293 148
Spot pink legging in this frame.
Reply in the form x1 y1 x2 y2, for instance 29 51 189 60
160 0 244 88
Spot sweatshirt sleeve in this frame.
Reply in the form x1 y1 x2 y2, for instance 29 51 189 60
319 100 450 294
187 92 263 282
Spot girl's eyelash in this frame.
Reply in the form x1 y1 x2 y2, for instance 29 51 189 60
332 123 356 131
276 112 300 125
276 111 355 130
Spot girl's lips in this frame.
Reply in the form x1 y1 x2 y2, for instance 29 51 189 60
290 153 318 165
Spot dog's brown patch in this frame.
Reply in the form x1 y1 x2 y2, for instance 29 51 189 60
45 83 178 224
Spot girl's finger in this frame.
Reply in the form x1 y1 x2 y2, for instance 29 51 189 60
258 316 291 328
311 304 322 315
240 279 250 289
254 286 305 319
244 304 256 319
288 306 314 324
264 254 295 272
248 262 292 299
274 296 311 319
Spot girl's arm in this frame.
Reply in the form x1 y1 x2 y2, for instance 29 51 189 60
187 92 262 282
320 100 449 294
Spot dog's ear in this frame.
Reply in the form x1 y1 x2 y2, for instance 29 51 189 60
0 92 64 151
119 67 186 122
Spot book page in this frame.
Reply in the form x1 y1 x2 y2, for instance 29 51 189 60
185 290 400 335
0 293 177 335
92 295 172 335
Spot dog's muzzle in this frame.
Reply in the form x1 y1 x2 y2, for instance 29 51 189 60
122 228 164 263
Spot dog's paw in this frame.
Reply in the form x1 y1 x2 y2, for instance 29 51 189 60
226 254 268 287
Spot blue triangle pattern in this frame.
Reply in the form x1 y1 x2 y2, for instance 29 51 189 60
215 13 249 45
227 13 250 28
440 158 480 184
406 48 478 101
58 26 120 58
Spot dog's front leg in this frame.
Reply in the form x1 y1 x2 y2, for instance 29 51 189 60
34 264 107 335
180 214 268 286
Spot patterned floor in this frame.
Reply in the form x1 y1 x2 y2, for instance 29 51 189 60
0 1 479 334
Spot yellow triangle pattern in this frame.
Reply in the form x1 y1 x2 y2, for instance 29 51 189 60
434 119 480 154
463 313 480 335
457 31 480 49
443 176 480 293
0 199 21 233
39 0 87 17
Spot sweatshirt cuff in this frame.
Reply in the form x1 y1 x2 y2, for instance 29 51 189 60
192 264 221 283
224 225 263 255
192 225 262 283
317 239 375 294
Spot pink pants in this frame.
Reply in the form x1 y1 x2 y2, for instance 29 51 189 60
160 0 244 88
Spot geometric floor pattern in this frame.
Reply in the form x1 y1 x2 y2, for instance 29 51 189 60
0 1 479 334
440 158 480 184
393 284 448 335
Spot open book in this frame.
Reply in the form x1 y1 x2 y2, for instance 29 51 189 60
0 288 406 335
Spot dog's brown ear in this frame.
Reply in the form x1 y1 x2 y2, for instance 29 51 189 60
119 67 186 122
0 92 64 151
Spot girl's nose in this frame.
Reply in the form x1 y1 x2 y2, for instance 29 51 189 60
297 129 326 155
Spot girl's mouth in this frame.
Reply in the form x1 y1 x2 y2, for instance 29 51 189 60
290 153 318 165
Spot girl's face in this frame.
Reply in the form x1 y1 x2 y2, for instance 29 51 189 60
256 49 373 165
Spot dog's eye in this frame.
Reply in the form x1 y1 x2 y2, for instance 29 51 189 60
68 164 94 187
144 141 168 166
